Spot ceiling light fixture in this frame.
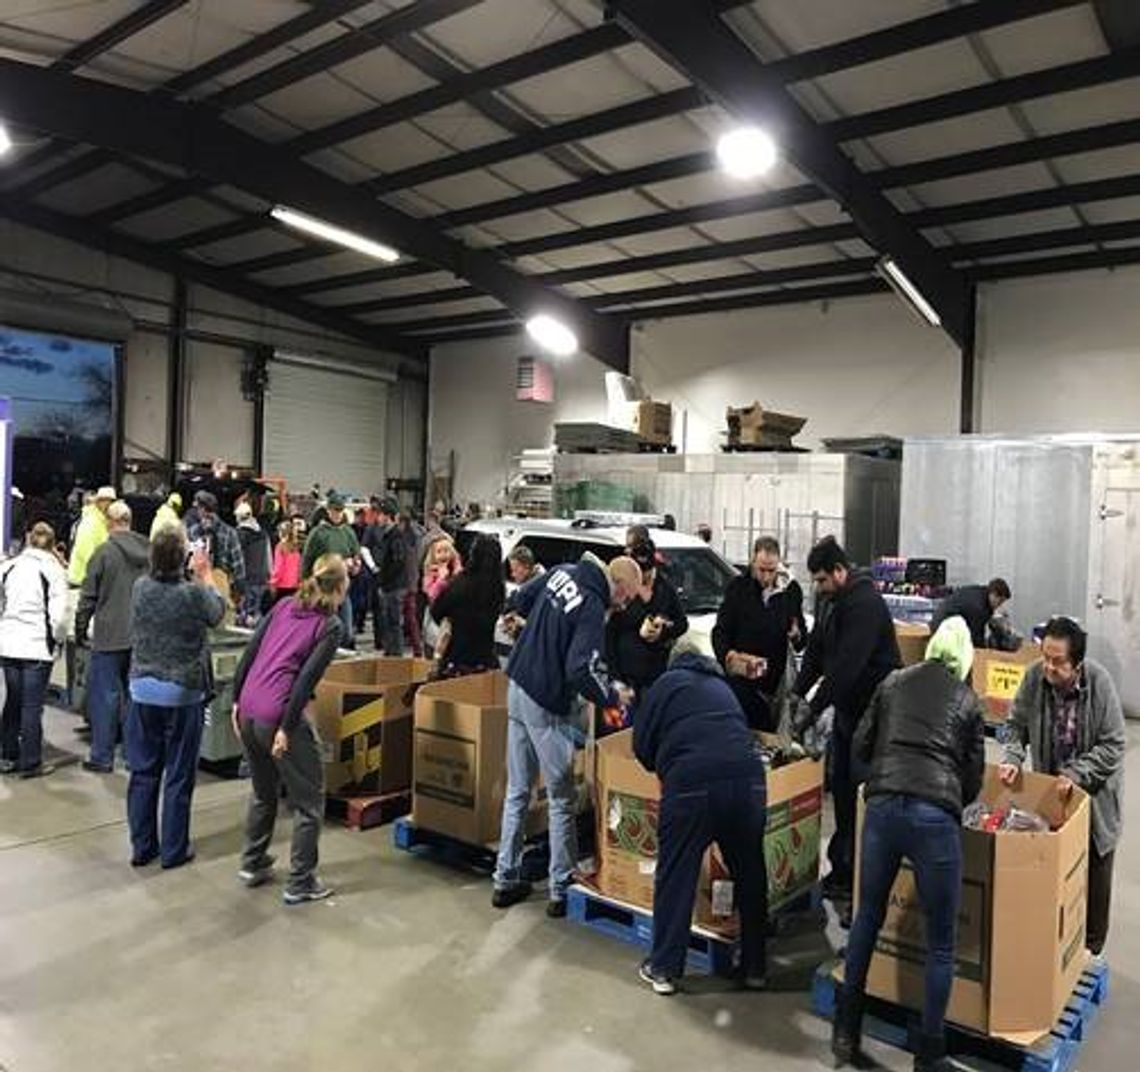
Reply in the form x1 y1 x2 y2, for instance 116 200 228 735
0 122 12 158
525 313 578 357
269 205 399 263
716 125 777 180
876 256 942 327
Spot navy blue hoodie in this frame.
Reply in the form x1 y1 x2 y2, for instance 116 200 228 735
505 557 616 716
633 652 765 793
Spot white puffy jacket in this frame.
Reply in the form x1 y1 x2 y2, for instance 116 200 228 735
0 548 69 662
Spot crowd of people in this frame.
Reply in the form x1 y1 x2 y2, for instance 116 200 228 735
0 486 1128 1068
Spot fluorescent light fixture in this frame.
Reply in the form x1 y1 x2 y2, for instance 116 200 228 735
525 313 578 357
0 122 12 157
716 125 777 180
876 255 942 328
269 205 399 263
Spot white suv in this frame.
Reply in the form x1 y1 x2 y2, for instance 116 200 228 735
458 517 740 656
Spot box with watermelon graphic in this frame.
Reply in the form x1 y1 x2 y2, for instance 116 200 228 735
589 729 822 933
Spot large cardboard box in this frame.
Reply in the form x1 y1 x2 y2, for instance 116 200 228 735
313 656 432 796
972 644 1040 723
859 767 1090 1042
592 730 823 934
725 403 807 448
894 621 931 667
610 399 673 445
412 671 546 846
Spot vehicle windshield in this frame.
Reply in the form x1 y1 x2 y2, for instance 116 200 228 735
658 547 738 616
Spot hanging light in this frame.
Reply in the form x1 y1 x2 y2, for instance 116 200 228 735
716 125 777 180
269 205 399 263
876 256 942 328
0 122 13 158
525 313 578 357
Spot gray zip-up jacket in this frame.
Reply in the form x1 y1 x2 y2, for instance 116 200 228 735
76 530 151 652
1002 658 1125 856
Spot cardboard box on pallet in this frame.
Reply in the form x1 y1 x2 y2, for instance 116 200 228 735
859 766 1090 1042
971 643 1040 724
312 656 433 796
591 729 823 933
412 671 547 846
609 399 673 446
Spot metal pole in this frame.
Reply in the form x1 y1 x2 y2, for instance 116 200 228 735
959 282 978 433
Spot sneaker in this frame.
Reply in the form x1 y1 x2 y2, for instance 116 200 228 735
82 760 113 774
283 881 334 906
130 850 158 868
638 959 677 996
238 856 276 888
546 898 568 919
491 882 532 909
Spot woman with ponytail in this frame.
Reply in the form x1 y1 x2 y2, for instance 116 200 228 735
231 554 347 905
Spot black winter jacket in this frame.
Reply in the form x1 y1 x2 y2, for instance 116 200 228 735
364 522 407 592
795 571 900 728
605 572 687 689
712 572 805 728
855 661 986 818
930 584 992 649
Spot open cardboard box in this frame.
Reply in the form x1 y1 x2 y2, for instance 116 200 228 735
412 671 551 846
894 622 931 668
589 729 823 935
312 656 433 796
859 765 1090 1043
972 644 1040 724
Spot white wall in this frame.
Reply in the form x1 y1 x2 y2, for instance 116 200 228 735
428 332 610 505
429 266 1140 505
977 265 1140 435
631 291 961 452
0 219 426 485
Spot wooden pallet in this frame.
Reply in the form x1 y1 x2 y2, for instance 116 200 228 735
565 883 737 976
325 789 411 831
392 817 556 881
810 958 1109 1072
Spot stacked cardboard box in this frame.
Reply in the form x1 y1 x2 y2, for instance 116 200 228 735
609 399 673 446
858 767 1090 1041
412 672 549 845
313 656 432 796
972 644 1040 725
725 403 807 450
591 730 823 933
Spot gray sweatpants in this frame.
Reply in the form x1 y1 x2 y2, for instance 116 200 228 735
239 716 324 894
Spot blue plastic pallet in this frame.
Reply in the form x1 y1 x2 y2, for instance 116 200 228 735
392 817 552 881
810 958 1109 1072
565 883 737 976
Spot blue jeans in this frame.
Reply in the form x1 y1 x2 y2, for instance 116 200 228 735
125 700 204 866
494 680 578 900
337 597 355 650
1 658 52 771
88 649 130 769
653 776 769 979
844 794 963 1037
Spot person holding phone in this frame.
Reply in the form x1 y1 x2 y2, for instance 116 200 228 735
999 616 1125 957
605 538 687 697
712 536 806 731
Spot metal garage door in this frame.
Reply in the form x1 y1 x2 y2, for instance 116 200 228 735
262 352 391 497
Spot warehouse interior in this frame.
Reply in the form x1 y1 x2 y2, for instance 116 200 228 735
1 1 1138 1070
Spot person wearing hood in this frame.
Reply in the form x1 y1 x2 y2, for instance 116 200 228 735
492 553 643 916
795 537 900 920
149 492 183 539
67 485 116 586
231 554 346 905
1 522 69 777
833 616 984 1072
235 501 271 627
632 638 770 996
712 535 806 730
75 501 151 773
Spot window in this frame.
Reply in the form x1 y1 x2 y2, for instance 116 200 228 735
658 548 738 616
516 535 621 571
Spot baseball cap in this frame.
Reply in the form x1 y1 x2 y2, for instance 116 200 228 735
327 492 347 509
95 486 116 501
378 496 399 517
194 490 219 512
234 501 253 521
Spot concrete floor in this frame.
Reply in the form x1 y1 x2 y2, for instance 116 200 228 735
0 712 1136 1072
